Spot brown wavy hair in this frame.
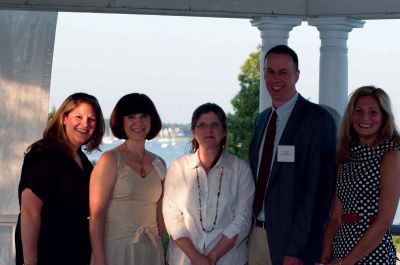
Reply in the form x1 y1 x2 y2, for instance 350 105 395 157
43 92 105 154
337 86 400 164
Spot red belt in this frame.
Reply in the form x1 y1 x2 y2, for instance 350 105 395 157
341 214 377 224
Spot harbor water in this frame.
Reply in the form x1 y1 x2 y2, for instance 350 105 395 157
86 137 191 167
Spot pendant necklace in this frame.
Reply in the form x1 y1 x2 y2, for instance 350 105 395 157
124 142 146 178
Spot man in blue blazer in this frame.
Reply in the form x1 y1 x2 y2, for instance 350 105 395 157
248 45 337 265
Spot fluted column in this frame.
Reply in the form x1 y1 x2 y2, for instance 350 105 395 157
308 17 364 115
251 16 302 112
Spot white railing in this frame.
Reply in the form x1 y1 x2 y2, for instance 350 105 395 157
0 215 17 265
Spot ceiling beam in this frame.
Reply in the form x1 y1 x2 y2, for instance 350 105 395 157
1 0 400 19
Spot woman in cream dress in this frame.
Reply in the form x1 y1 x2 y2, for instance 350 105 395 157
90 93 166 265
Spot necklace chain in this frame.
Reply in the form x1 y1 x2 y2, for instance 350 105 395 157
195 166 223 233
124 142 146 177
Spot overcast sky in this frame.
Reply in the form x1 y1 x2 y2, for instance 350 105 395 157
49 13 400 124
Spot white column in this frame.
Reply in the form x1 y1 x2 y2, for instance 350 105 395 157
308 17 364 115
251 17 302 112
0 11 57 265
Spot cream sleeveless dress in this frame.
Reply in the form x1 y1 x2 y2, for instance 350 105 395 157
102 148 165 265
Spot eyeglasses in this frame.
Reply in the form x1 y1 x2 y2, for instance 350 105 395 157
195 122 222 130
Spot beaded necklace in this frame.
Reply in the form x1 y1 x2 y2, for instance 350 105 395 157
195 166 224 233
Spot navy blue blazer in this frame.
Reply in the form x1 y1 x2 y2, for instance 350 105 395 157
249 94 337 265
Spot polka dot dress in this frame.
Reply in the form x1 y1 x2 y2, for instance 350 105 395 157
332 139 400 264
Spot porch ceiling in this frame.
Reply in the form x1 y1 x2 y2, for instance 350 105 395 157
0 0 400 20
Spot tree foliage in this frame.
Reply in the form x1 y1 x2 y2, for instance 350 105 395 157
48 105 57 124
227 45 260 160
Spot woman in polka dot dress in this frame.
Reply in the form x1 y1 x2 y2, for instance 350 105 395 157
320 86 400 265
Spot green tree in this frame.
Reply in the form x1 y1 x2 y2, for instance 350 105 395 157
393 235 400 252
227 45 260 160
48 105 57 124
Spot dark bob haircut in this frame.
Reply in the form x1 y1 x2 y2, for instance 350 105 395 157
110 93 162 140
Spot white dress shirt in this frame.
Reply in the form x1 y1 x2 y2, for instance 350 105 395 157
163 150 255 265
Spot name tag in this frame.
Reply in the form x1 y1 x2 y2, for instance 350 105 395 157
277 145 295 162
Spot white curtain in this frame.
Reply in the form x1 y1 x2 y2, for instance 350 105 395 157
0 10 57 265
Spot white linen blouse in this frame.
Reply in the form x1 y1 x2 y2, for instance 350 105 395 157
162 150 255 265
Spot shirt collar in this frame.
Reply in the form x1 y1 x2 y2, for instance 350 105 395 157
188 150 227 169
273 92 298 118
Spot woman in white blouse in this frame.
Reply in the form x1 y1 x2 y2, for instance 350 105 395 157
163 103 255 265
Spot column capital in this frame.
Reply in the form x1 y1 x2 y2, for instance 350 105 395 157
251 16 303 31
250 16 303 50
308 17 365 32
308 17 365 53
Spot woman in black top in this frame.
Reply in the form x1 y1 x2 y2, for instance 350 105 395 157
15 93 105 265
